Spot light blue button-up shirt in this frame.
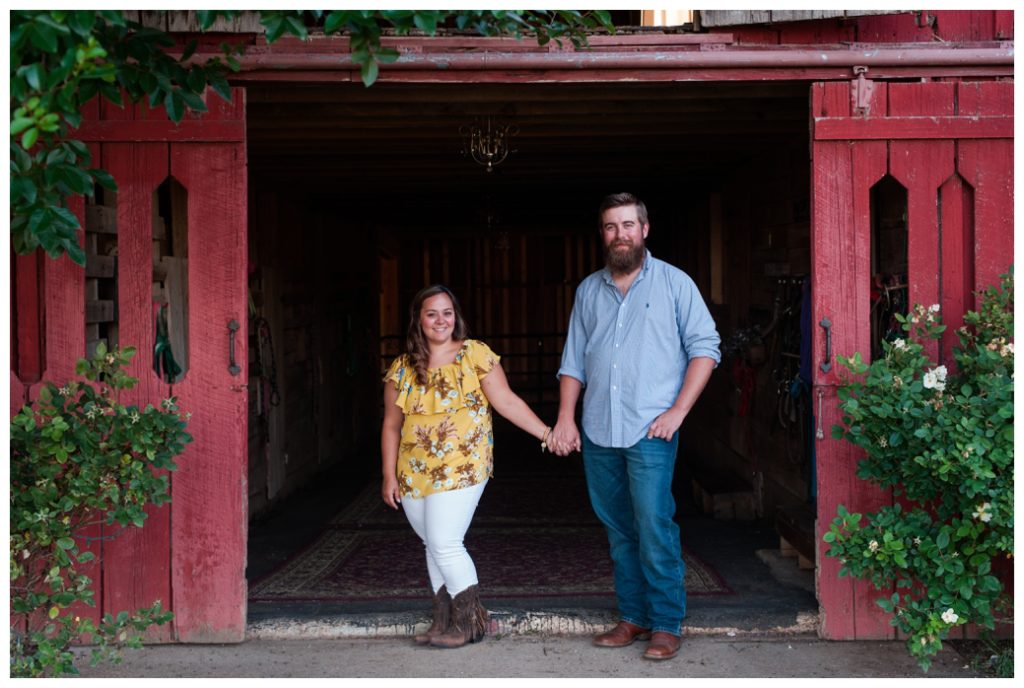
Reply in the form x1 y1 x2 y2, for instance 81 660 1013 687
557 251 721 448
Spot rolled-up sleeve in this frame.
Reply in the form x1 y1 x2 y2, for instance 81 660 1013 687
677 276 721 366
557 288 588 385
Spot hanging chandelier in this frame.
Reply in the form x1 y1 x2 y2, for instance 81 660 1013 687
460 116 518 172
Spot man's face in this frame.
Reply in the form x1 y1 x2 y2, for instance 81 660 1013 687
601 204 648 274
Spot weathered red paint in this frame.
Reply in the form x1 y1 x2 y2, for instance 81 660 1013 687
813 116 1012 141
12 251 44 386
167 104 249 642
102 140 175 641
74 119 245 143
812 78 1014 639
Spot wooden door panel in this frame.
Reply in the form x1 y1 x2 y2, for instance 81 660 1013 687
50 87 249 644
811 78 1013 640
169 138 248 643
101 142 174 641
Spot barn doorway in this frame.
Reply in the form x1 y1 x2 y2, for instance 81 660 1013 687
242 80 822 628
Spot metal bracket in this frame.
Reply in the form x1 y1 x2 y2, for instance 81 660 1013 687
228 319 242 376
851 65 874 117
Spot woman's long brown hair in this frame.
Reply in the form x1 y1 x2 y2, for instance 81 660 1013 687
406 284 469 385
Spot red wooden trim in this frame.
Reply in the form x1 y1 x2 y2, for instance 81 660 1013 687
204 46 1014 69
848 140 896 640
812 137 859 640
13 251 44 383
888 82 957 366
101 142 174 642
74 120 244 143
228 65 1014 85
814 116 1011 141
938 173 974 367
959 139 1014 299
28 202 85 397
170 137 248 643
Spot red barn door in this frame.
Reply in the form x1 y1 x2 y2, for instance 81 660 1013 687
810 79 1012 639
10 88 249 642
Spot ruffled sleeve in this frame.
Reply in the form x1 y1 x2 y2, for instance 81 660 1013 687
384 355 416 410
458 339 500 395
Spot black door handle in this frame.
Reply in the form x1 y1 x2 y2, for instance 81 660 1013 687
228 320 241 376
820 317 832 373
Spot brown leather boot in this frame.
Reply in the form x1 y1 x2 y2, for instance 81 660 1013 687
429 584 489 648
413 585 451 645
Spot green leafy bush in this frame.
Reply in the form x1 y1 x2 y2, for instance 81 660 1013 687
825 269 1013 671
10 345 192 677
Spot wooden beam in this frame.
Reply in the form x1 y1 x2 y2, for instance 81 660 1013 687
74 120 245 142
814 115 1012 140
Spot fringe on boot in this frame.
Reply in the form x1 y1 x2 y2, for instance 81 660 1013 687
413 585 451 644
429 584 488 649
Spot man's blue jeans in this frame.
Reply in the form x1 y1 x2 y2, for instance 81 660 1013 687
582 431 686 635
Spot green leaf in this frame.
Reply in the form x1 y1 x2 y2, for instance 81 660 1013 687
22 127 39 150
28 22 59 53
11 117 35 135
57 537 75 550
90 169 117 191
186 67 206 94
361 58 379 87
164 90 184 123
936 530 950 549
284 15 308 39
324 12 348 34
376 48 401 64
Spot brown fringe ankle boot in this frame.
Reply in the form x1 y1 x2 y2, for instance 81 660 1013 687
413 585 451 644
429 584 488 648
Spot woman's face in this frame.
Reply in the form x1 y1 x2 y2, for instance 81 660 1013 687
419 292 456 347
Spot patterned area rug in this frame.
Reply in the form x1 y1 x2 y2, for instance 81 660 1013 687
250 476 731 602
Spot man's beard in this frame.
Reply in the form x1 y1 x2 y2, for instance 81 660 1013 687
605 240 646 274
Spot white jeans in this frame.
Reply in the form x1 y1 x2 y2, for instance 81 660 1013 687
401 480 488 597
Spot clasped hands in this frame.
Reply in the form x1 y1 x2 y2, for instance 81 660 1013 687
547 420 581 456
547 408 688 456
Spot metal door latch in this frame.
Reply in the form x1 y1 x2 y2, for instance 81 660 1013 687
228 320 241 376
851 65 874 116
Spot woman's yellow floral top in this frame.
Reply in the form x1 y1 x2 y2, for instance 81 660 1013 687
385 339 499 498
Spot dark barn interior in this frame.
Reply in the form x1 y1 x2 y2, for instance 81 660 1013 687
242 80 833 616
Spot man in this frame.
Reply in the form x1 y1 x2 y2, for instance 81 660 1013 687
550 192 720 661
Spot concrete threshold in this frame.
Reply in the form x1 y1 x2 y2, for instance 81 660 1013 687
247 608 820 640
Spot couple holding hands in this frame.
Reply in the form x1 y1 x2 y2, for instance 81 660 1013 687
380 193 720 659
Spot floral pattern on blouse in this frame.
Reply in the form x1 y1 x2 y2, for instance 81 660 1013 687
385 339 499 498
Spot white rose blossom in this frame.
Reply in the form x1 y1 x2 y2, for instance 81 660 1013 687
941 609 959 624
972 502 993 523
922 365 948 392
868 540 879 553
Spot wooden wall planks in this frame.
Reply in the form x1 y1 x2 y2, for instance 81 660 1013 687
812 78 1013 639
169 137 248 642
101 142 174 641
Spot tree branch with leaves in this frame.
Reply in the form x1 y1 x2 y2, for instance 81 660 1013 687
10 9 612 265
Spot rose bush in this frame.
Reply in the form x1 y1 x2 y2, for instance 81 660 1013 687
824 269 1013 670
10 345 191 676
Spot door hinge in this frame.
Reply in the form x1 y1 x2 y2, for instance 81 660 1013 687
850 65 874 117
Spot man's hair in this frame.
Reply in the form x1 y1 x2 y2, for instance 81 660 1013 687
598 192 648 228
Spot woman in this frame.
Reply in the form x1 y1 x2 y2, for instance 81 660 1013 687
381 285 551 648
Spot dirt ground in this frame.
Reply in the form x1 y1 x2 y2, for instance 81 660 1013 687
72 633 980 679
